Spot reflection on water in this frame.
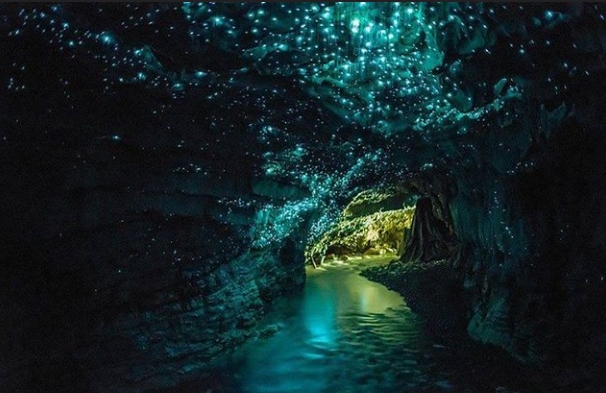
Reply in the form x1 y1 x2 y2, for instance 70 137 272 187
221 257 452 393
166 257 531 393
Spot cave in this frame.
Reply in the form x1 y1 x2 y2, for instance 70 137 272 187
2 3 606 393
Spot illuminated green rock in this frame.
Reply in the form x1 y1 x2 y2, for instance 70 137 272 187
306 188 415 266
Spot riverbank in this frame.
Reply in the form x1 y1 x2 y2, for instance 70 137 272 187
361 259 537 393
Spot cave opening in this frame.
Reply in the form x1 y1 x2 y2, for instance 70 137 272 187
305 187 417 269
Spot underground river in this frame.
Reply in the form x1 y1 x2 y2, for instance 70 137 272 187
169 257 532 393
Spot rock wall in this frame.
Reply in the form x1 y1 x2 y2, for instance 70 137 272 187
0 127 312 393
384 6 606 386
401 197 454 264
449 109 606 390
382 99 606 390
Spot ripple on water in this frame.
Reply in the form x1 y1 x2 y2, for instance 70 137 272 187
215 261 455 393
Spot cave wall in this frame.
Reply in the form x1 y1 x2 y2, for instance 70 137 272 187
393 97 606 390
448 107 606 390
379 4 606 387
0 125 312 393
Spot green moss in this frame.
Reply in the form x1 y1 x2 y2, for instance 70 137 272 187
341 187 415 219
306 204 414 266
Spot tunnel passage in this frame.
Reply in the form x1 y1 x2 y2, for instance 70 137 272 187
305 188 417 267
305 184 459 269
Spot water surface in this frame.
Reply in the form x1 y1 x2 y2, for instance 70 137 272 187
220 257 455 393
189 257 531 393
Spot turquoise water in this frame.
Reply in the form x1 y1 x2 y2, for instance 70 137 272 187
180 258 530 393
219 258 456 393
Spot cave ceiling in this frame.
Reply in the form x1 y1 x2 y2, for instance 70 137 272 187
2 2 603 239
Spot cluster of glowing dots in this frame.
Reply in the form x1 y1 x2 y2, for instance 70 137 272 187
5 3 480 130
5 2 589 134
